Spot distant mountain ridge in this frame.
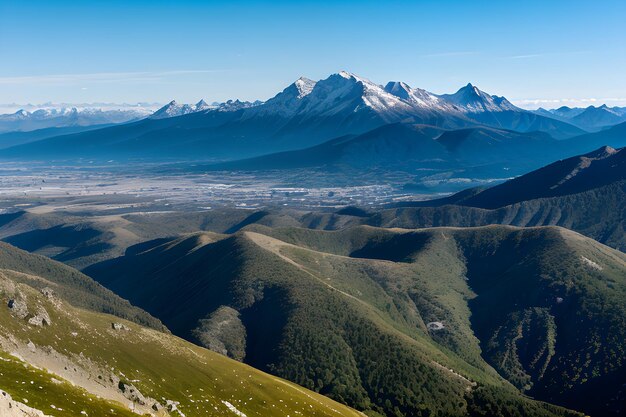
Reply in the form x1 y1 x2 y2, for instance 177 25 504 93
2 71 586 160
0 106 153 133
458 145 626 209
207 123 563 180
149 99 213 119
534 104 626 131
438 83 519 113
149 98 262 119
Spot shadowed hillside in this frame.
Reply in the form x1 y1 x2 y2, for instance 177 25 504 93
85 224 626 417
0 241 364 417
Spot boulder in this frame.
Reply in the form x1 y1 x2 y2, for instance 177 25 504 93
28 307 51 327
427 321 445 331
40 287 55 299
7 298 29 319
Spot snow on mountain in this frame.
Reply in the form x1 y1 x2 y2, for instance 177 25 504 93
150 98 262 119
216 99 262 112
285 71 416 121
0 106 153 133
438 83 519 113
294 77 316 98
149 100 198 119
240 77 316 118
194 99 212 111
384 81 461 112
3 71 588 156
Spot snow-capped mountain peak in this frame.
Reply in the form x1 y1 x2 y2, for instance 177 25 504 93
150 101 188 119
150 100 216 119
195 99 213 111
217 99 261 112
384 81 412 100
296 72 415 118
245 76 318 117
384 81 461 112
438 83 519 113
294 77 316 98
0 106 154 133
338 70 356 80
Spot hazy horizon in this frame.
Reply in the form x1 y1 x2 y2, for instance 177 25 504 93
0 69 625 114
1 0 625 109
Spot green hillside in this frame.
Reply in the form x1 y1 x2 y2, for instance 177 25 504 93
0 244 365 417
0 241 163 330
315 181 626 251
84 224 626 417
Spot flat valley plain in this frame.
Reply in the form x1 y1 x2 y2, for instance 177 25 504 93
0 160 501 213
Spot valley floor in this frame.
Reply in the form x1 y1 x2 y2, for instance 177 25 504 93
0 161 506 212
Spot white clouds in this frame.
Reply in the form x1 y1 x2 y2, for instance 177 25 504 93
507 54 546 60
0 70 220 86
420 51 477 58
513 97 626 109
504 50 592 60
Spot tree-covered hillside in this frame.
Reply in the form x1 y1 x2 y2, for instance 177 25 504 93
86 224 626 417
0 242 364 417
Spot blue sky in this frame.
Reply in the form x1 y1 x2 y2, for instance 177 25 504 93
1 0 625 108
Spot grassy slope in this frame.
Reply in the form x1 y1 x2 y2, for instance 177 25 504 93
85 224 620 417
263 225 626 416
0 208 295 270
2 176 623 277
0 268 364 417
0 241 163 330
337 181 626 251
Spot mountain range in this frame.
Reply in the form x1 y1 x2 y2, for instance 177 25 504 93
81 223 626 417
0 107 153 133
206 119 626 185
534 104 626 131
148 98 262 119
1 71 591 160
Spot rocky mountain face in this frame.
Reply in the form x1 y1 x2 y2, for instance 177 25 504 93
2 71 586 159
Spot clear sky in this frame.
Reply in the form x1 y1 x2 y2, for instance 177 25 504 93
1 0 625 109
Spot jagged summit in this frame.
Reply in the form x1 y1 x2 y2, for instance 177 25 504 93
149 100 193 119
5 70 590 156
293 77 316 98
384 81 412 100
150 99 217 119
0 106 153 132
195 99 211 111
337 70 356 79
216 99 260 111
438 83 519 113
